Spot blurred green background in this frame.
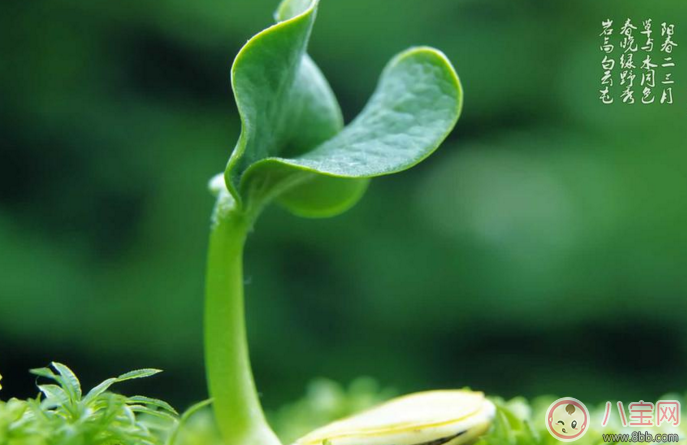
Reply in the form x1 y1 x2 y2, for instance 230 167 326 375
2 0 687 413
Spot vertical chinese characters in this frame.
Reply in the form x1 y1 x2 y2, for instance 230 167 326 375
600 19 615 104
660 23 677 104
599 19 677 105
641 20 655 104
620 19 638 104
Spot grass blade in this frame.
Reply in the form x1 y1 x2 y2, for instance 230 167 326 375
117 369 162 382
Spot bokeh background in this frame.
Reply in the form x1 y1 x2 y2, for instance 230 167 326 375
2 0 687 414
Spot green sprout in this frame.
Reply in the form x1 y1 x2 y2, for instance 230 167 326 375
2 2 687 445
203 0 461 444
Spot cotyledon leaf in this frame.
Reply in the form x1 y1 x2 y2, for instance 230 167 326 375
246 47 462 202
225 0 363 214
224 0 462 219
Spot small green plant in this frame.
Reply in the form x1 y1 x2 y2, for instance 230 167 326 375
0 363 177 445
202 0 461 444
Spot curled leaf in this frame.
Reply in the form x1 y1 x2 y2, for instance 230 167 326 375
222 0 462 219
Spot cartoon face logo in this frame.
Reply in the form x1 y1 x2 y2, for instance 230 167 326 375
545 398 590 442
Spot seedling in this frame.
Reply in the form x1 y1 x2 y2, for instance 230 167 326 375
2 2 686 445
1 0 499 444
203 0 464 444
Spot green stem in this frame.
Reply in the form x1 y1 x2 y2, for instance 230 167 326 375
204 202 282 445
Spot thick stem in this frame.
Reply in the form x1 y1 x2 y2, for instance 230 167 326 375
204 208 282 445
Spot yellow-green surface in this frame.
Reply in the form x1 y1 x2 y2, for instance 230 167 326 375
294 390 494 445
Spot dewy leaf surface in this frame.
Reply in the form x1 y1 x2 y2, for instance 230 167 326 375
224 0 462 219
